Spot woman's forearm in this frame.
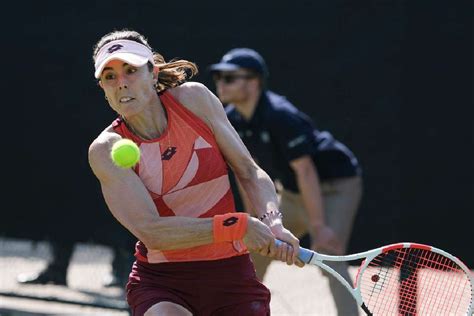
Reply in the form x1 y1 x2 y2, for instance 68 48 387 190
235 177 257 216
237 167 280 219
139 216 214 250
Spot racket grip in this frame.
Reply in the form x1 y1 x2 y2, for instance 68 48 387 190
275 239 314 264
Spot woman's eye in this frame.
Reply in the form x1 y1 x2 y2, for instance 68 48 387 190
127 67 137 74
104 73 115 80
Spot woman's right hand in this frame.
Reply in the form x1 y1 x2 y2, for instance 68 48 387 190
243 217 303 267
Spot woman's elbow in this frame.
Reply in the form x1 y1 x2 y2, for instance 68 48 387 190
133 221 165 250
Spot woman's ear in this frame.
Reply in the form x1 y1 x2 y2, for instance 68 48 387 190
98 80 104 89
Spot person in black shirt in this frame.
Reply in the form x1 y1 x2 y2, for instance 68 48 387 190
209 48 363 315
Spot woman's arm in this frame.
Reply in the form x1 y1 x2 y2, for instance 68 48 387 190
174 82 302 264
88 130 215 251
235 176 257 216
88 124 284 259
173 83 279 220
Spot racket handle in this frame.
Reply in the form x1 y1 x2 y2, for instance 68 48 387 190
275 239 314 264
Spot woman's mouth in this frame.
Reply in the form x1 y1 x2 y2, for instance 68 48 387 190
119 96 134 103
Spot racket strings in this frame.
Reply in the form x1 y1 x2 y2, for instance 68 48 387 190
359 247 472 315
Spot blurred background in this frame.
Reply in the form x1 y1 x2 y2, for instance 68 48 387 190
1 0 472 314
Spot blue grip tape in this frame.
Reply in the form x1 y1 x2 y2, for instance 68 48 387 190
275 239 314 264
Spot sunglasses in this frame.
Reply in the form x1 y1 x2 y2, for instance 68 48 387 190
213 73 256 84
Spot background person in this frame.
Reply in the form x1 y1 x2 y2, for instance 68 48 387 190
88 29 303 316
209 48 364 315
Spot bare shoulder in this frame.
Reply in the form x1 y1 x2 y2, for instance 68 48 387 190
169 81 212 104
168 82 223 121
88 125 118 155
88 125 121 179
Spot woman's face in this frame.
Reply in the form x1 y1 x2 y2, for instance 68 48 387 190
99 59 157 117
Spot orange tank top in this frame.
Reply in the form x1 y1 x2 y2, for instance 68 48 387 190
112 90 247 263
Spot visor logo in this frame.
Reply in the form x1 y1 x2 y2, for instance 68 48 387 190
107 44 123 54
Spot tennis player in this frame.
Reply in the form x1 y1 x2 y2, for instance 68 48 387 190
88 29 303 316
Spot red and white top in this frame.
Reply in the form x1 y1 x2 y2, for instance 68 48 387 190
112 90 247 263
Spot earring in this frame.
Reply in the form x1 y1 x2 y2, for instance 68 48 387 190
105 95 108 100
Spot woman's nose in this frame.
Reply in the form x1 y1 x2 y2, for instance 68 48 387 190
117 75 128 89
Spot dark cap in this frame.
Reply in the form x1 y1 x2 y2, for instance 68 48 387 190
209 48 268 78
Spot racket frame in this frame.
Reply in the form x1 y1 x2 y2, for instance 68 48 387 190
293 242 474 315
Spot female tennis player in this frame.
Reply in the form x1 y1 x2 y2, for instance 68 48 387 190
88 29 303 316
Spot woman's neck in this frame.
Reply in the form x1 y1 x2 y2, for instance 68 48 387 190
123 96 168 140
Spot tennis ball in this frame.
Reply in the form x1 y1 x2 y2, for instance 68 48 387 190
110 139 140 168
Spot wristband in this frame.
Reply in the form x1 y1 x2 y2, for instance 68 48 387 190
213 213 248 243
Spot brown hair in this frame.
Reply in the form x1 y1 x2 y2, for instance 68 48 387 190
92 29 198 92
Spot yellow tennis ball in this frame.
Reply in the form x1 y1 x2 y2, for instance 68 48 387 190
110 139 140 168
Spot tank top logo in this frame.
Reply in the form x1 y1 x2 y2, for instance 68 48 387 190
161 146 177 160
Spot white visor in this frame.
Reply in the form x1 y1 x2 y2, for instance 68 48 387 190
94 39 154 79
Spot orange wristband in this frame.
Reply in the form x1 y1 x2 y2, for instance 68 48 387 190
213 213 248 243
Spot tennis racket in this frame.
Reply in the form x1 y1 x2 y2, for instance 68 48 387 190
276 240 474 315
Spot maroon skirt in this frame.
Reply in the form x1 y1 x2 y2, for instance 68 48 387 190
126 254 271 316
